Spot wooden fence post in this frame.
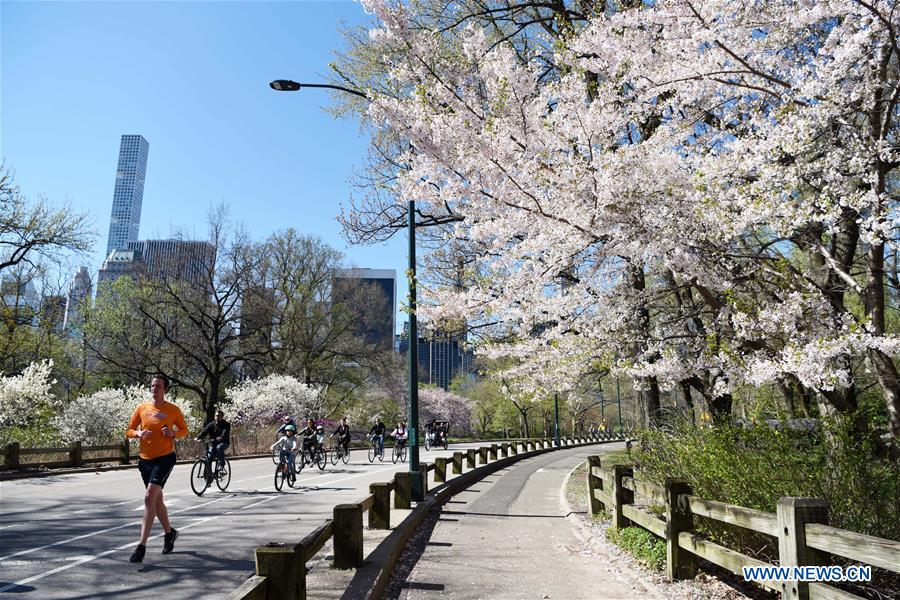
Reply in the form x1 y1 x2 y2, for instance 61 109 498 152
333 503 363 568
586 456 603 516
777 497 829 600
121 439 131 465
255 543 303 599
466 449 476 469
71 441 83 468
394 471 412 509
500 443 508 458
665 478 695 581
369 482 391 529
612 465 634 530
419 463 429 496
510 441 518 455
478 447 488 465
7 442 20 470
434 457 447 483
452 452 463 474
489 444 498 460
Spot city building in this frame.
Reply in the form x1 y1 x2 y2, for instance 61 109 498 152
398 323 475 390
105 135 149 257
97 249 145 285
126 240 215 286
63 267 93 331
332 268 396 348
0 273 40 327
41 295 68 333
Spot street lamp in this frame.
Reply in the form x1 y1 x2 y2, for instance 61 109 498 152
269 79 369 99
270 78 424 500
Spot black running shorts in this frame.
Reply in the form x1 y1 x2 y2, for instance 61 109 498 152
138 452 177 488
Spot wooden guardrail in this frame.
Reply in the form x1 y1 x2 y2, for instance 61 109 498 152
227 433 626 599
585 456 900 600
0 440 135 470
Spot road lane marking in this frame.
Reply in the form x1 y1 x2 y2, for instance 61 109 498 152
0 496 281 593
0 495 229 562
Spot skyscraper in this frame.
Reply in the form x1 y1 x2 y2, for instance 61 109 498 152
125 240 215 286
63 266 93 331
105 135 149 256
332 268 396 348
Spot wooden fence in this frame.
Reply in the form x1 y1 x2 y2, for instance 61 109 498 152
0 431 627 473
585 455 900 600
225 434 625 599
0 440 136 470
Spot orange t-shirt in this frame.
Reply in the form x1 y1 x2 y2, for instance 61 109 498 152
126 400 189 460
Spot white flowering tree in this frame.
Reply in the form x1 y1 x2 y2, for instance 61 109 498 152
55 385 199 445
419 387 473 435
347 0 900 441
224 374 323 427
0 359 58 444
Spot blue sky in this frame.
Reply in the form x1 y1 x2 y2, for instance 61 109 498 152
1 0 409 331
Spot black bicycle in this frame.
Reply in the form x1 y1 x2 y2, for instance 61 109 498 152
392 439 408 464
368 435 385 462
274 451 297 491
330 437 351 465
297 441 327 471
190 441 231 496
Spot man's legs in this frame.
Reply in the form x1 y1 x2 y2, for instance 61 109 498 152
139 484 171 545
215 442 228 467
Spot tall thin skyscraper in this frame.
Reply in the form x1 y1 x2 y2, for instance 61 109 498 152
105 135 149 256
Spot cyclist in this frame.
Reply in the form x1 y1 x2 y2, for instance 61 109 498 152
391 421 408 449
368 417 386 455
424 419 435 446
299 418 319 458
332 417 351 454
276 414 296 437
270 425 299 473
196 409 230 471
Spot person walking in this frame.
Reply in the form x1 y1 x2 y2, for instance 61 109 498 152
125 374 189 563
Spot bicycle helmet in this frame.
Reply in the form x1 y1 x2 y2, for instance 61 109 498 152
284 424 296 433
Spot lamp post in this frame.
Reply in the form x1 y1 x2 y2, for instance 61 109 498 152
554 392 561 447
270 78 423 500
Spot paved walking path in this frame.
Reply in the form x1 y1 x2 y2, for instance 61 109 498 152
391 444 656 600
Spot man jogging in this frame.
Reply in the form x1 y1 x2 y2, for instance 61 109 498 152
125 374 189 563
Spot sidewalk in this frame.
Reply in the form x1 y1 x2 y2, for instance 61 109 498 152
385 445 657 600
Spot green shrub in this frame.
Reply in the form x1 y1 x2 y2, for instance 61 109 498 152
633 412 900 560
606 526 666 570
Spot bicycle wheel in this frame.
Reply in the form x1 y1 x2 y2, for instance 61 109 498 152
294 451 305 473
401 444 408 463
425 436 431 451
341 446 350 464
288 470 297 488
378 445 385 461
190 459 210 496
275 464 286 491
368 444 375 463
271 450 279 464
443 437 448 450
215 457 231 491
316 448 327 470
331 446 339 466
392 445 400 464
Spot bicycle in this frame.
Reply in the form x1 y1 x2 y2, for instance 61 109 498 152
392 439 408 464
190 441 231 496
274 451 297 491
368 435 385 463
297 440 327 471
330 437 351 465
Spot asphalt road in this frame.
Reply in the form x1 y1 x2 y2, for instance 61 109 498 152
0 442 483 599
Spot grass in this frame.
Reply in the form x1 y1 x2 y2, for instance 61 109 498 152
606 526 667 571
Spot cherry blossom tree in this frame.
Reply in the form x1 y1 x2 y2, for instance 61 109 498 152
350 0 900 442
224 374 323 427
